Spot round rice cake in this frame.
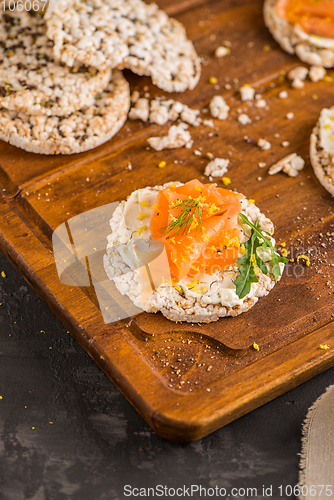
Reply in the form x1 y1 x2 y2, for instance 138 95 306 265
103 181 285 324
310 106 334 196
45 0 201 93
0 69 130 155
0 9 111 116
264 0 334 67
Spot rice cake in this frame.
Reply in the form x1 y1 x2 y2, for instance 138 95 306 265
45 0 201 92
0 9 111 116
310 107 334 196
264 0 334 67
103 181 285 324
0 70 130 155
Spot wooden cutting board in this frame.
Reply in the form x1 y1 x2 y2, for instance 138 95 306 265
1 0 334 443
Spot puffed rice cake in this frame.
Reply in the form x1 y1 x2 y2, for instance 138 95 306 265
0 70 130 155
45 0 201 92
0 9 111 116
310 108 334 196
264 0 334 67
104 182 284 324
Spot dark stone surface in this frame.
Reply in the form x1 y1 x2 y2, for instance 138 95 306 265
1 249 334 500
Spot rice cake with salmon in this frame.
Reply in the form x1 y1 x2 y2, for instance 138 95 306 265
264 0 334 67
310 106 334 196
103 180 286 323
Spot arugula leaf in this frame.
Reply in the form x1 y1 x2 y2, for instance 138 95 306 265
234 214 288 299
234 233 260 299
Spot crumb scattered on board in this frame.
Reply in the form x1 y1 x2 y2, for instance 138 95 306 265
204 158 229 178
240 84 255 101
268 153 305 177
257 138 271 151
147 122 193 151
209 96 229 120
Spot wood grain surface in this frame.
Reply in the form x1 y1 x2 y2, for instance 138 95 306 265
0 0 334 443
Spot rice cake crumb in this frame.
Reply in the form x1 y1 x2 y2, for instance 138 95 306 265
287 66 308 81
209 96 230 120
238 113 252 125
268 153 305 177
147 122 192 151
180 106 201 127
309 65 327 82
215 46 230 58
257 138 271 151
149 100 170 125
286 112 294 120
203 119 215 128
204 158 229 178
129 98 200 126
255 99 267 108
131 90 140 104
129 98 150 122
240 84 255 101
292 78 304 89
278 90 288 99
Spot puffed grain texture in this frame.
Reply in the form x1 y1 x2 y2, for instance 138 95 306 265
0 9 111 116
45 0 201 92
0 70 130 155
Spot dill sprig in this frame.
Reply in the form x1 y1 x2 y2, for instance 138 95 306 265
164 198 203 236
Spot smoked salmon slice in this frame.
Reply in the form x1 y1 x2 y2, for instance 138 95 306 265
276 0 334 38
149 180 242 281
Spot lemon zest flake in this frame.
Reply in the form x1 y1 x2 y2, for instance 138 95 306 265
137 225 147 236
137 211 148 221
297 254 310 266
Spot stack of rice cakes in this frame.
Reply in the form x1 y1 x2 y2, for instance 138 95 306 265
0 3 201 155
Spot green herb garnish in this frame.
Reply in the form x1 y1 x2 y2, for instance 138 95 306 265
164 198 203 236
234 213 288 299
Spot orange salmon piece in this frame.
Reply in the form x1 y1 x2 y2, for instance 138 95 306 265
149 180 242 281
276 0 334 38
